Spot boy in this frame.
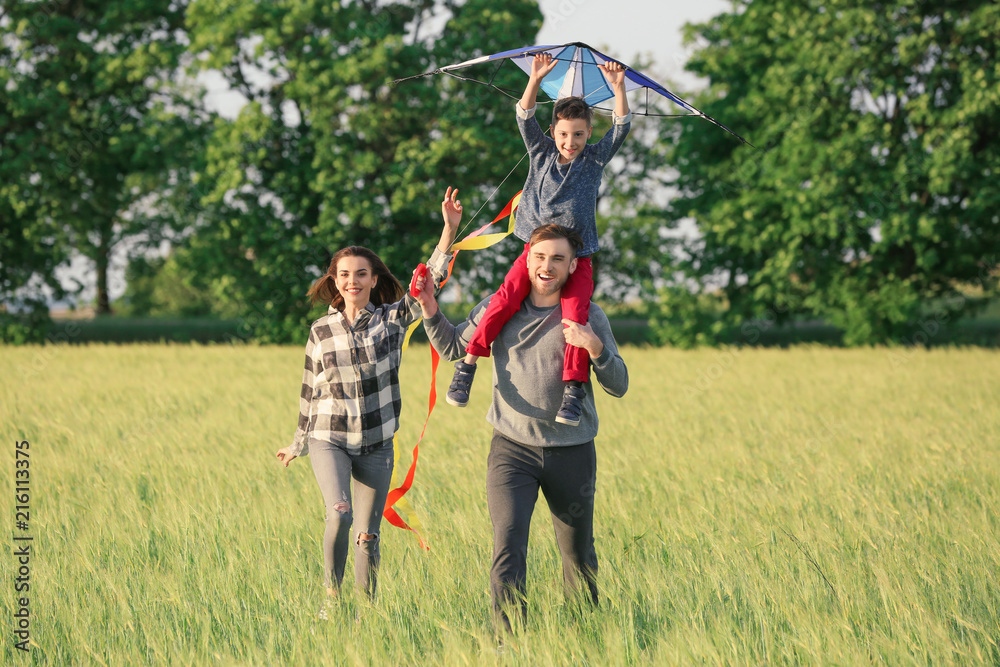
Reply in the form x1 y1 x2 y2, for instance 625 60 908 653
446 52 631 427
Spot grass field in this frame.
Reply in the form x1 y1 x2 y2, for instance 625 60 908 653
2 344 999 665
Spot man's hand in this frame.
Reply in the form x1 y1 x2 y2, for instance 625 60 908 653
275 446 297 467
439 186 461 252
562 319 604 359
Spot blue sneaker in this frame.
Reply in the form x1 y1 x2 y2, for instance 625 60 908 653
554 384 586 426
446 361 477 407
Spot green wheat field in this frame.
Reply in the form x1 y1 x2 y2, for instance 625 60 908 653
2 344 999 665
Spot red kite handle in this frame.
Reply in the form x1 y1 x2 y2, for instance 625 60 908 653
410 263 428 297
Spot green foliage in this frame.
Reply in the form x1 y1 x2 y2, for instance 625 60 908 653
1 0 206 313
649 286 725 348
660 0 1000 345
0 7 68 309
3 345 1000 662
116 253 222 318
0 300 51 344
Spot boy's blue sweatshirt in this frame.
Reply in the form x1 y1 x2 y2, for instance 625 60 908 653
513 102 631 257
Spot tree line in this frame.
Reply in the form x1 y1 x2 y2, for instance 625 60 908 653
2 0 997 345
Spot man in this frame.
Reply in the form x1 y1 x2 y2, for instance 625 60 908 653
413 222 629 632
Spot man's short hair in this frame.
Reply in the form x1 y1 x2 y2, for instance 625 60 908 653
552 96 592 127
529 224 584 254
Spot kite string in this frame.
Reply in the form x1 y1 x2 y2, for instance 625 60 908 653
454 150 528 240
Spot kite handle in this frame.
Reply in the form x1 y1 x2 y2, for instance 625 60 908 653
409 263 428 297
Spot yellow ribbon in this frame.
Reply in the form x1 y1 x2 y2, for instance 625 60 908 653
450 192 521 251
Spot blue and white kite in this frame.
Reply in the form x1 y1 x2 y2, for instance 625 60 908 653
395 41 750 145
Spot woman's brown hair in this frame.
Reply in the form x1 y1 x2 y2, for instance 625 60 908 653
307 246 404 310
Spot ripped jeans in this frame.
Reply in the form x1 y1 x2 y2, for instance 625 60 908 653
309 440 394 597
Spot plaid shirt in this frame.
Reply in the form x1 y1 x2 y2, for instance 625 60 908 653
290 248 451 456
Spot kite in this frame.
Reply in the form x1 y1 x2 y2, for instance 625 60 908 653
394 41 751 145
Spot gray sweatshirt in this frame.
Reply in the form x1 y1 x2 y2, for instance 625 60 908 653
423 296 628 447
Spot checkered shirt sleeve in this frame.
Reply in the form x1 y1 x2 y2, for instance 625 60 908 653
289 248 451 456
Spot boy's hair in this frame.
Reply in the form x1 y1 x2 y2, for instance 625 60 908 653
529 224 584 254
552 96 592 127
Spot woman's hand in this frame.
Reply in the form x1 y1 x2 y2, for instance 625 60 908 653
413 266 439 318
275 446 297 467
442 186 462 231
438 186 462 252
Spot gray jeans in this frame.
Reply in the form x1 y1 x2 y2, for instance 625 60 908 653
309 440 394 597
486 430 599 632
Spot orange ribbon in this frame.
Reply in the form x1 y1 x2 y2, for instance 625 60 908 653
382 345 439 551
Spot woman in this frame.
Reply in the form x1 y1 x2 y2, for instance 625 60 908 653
276 188 461 603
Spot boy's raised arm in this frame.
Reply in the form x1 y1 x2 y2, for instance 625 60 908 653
599 61 630 118
519 53 558 112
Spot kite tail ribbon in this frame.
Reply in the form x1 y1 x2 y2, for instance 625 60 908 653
382 320 434 551
381 191 521 551
445 191 522 283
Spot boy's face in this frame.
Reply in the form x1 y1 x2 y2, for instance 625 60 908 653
550 117 592 164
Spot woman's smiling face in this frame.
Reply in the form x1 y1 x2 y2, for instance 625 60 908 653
335 255 377 310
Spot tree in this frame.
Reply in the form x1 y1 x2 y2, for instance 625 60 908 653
1 0 205 316
1 5 64 340
590 54 682 305
660 0 1000 345
115 251 229 318
180 0 543 342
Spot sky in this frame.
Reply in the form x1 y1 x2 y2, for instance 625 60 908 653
533 0 728 91
56 0 731 309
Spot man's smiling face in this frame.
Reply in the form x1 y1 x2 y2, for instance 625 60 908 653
527 237 578 300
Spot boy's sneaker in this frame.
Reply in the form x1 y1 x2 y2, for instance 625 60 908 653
446 361 477 407
554 384 586 426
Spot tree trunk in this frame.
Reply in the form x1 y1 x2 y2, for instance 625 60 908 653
95 228 112 315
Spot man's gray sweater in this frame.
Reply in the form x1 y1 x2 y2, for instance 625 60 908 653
424 297 628 447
